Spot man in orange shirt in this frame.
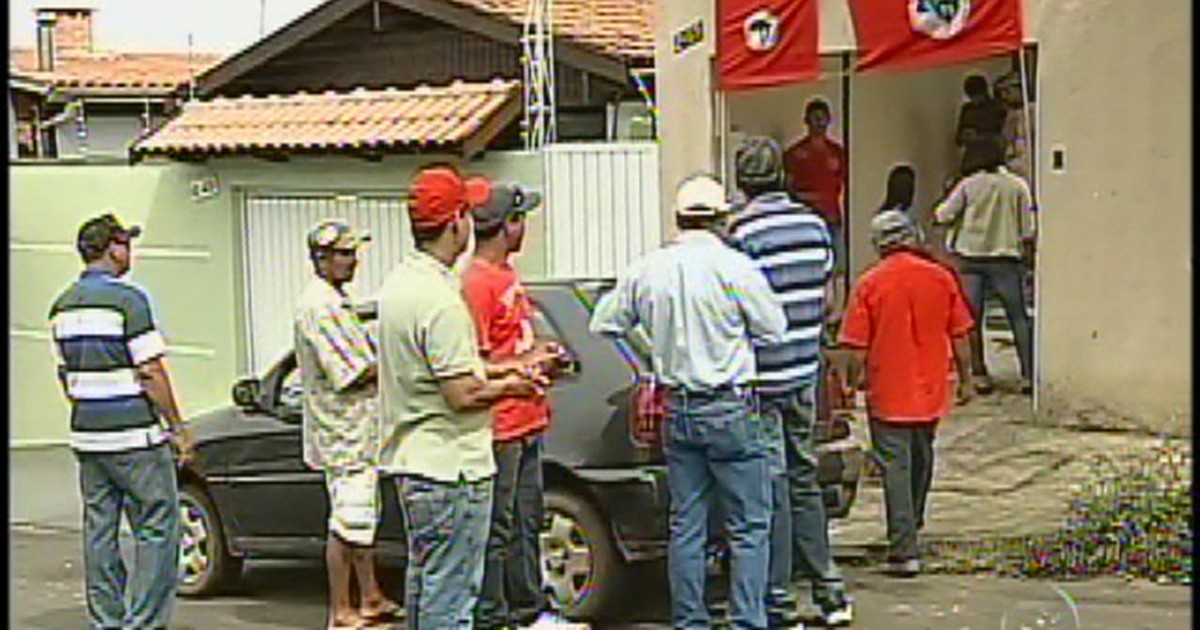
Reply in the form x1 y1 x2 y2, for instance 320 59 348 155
838 210 974 578
461 180 582 630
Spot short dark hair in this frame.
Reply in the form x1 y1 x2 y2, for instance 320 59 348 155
473 219 505 241
805 99 831 119
675 213 722 232
412 219 455 245
964 74 990 99
882 164 916 210
962 138 1005 174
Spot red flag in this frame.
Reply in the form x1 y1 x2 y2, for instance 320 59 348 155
850 0 1024 73
718 0 819 91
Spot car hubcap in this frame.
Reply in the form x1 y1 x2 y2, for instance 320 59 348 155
178 495 212 587
540 510 594 609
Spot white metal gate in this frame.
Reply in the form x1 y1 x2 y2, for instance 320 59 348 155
543 142 661 279
241 191 411 374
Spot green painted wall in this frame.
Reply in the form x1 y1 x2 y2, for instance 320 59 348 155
11 161 242 446
11 151 546 446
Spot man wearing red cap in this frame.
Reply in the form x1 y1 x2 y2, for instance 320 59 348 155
377 164 544 629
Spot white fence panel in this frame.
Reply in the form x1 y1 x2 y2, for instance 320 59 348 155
241 192 410 374
543 142 661 279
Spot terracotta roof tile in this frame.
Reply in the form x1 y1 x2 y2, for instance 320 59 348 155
9 48 224 95
447 0 654 61
133 79 520 156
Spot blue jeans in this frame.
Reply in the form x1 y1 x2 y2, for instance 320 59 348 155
76 443 180 630
396 475 493 630
475 436 548 629
663 387 771 630
957 256 1034 380
770 384 847 608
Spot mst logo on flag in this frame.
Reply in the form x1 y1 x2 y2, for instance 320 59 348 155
910 0 971 39
850 0 1023 73
718 0 819 90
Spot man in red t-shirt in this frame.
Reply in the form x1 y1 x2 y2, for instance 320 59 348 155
461 180 579 630
785 98 848 288
838 210 974 578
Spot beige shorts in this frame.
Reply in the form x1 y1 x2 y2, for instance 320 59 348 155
324 467 380 546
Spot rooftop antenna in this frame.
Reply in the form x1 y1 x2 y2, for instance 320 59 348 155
260 0 267 37
520 0 556 149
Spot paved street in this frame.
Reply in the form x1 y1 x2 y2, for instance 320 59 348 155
11 525 1190 629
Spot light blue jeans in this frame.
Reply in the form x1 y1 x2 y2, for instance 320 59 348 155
76 443 180 630
396 474 493 630
663 387 772 630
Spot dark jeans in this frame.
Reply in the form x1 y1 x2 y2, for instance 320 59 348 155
663 387 772 630
475 435 548 629
396 475 493 630
868 420 938 561
76 443 180 630
957 256 1034 380
769 385 847 607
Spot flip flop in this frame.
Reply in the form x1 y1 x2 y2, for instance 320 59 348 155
360 602 404 624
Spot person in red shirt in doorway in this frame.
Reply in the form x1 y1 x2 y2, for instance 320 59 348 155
462 180 584 630
785 98 848 302
838 210 974 579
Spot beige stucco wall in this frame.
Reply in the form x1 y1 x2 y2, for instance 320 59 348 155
656 0 1191 431
1032 0 1191 433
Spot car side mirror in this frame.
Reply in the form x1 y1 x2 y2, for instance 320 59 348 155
232 378 261 410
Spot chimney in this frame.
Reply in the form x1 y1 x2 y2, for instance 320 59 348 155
35 7 95 63
36 11 57 72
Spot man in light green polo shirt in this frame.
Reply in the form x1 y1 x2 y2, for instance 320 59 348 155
377 164 541 629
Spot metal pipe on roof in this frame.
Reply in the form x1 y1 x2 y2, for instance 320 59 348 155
36 11 57 72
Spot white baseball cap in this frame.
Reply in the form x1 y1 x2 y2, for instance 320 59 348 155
674 174 730 217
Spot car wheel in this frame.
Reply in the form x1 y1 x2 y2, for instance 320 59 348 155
178 484 242 597
541 488 623 620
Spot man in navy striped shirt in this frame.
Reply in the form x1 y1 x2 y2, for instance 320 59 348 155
729 137 854 627
50 213 192 630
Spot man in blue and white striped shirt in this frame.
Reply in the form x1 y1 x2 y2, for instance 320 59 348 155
729 137 854 627
49 213 191 630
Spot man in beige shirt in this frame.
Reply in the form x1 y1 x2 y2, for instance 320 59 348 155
934 139 1036 394
377 164 540 629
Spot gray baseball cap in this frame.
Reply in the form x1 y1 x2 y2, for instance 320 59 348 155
471 181 543 232
871 210 919 251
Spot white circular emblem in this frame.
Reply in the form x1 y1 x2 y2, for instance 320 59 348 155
743 10 781 52
908 0 971 40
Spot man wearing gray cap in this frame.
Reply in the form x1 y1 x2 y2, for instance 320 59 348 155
50 213 191 630
729 136 853 627
591 174 786 630
838 210 975 577
295 219 400 629
462 182 581 630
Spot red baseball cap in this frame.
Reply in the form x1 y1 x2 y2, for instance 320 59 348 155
409 167 491 231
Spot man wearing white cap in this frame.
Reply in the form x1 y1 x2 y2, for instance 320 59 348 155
295 219 400 629
591 175 787 630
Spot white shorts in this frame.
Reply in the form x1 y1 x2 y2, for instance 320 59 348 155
325 467 380 546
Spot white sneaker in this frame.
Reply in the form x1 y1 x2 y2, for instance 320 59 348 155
519 611 591 630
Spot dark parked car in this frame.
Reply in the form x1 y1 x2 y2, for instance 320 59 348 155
175 280 865 619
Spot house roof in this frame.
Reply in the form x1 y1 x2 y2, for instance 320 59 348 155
445 0 654 62
194 0 653 97
132 79 521 159
9 48 224 98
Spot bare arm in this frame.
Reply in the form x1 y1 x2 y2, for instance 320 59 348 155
844 348 868 392
952 334 973 404
438 371 539 413
137 357 184 428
